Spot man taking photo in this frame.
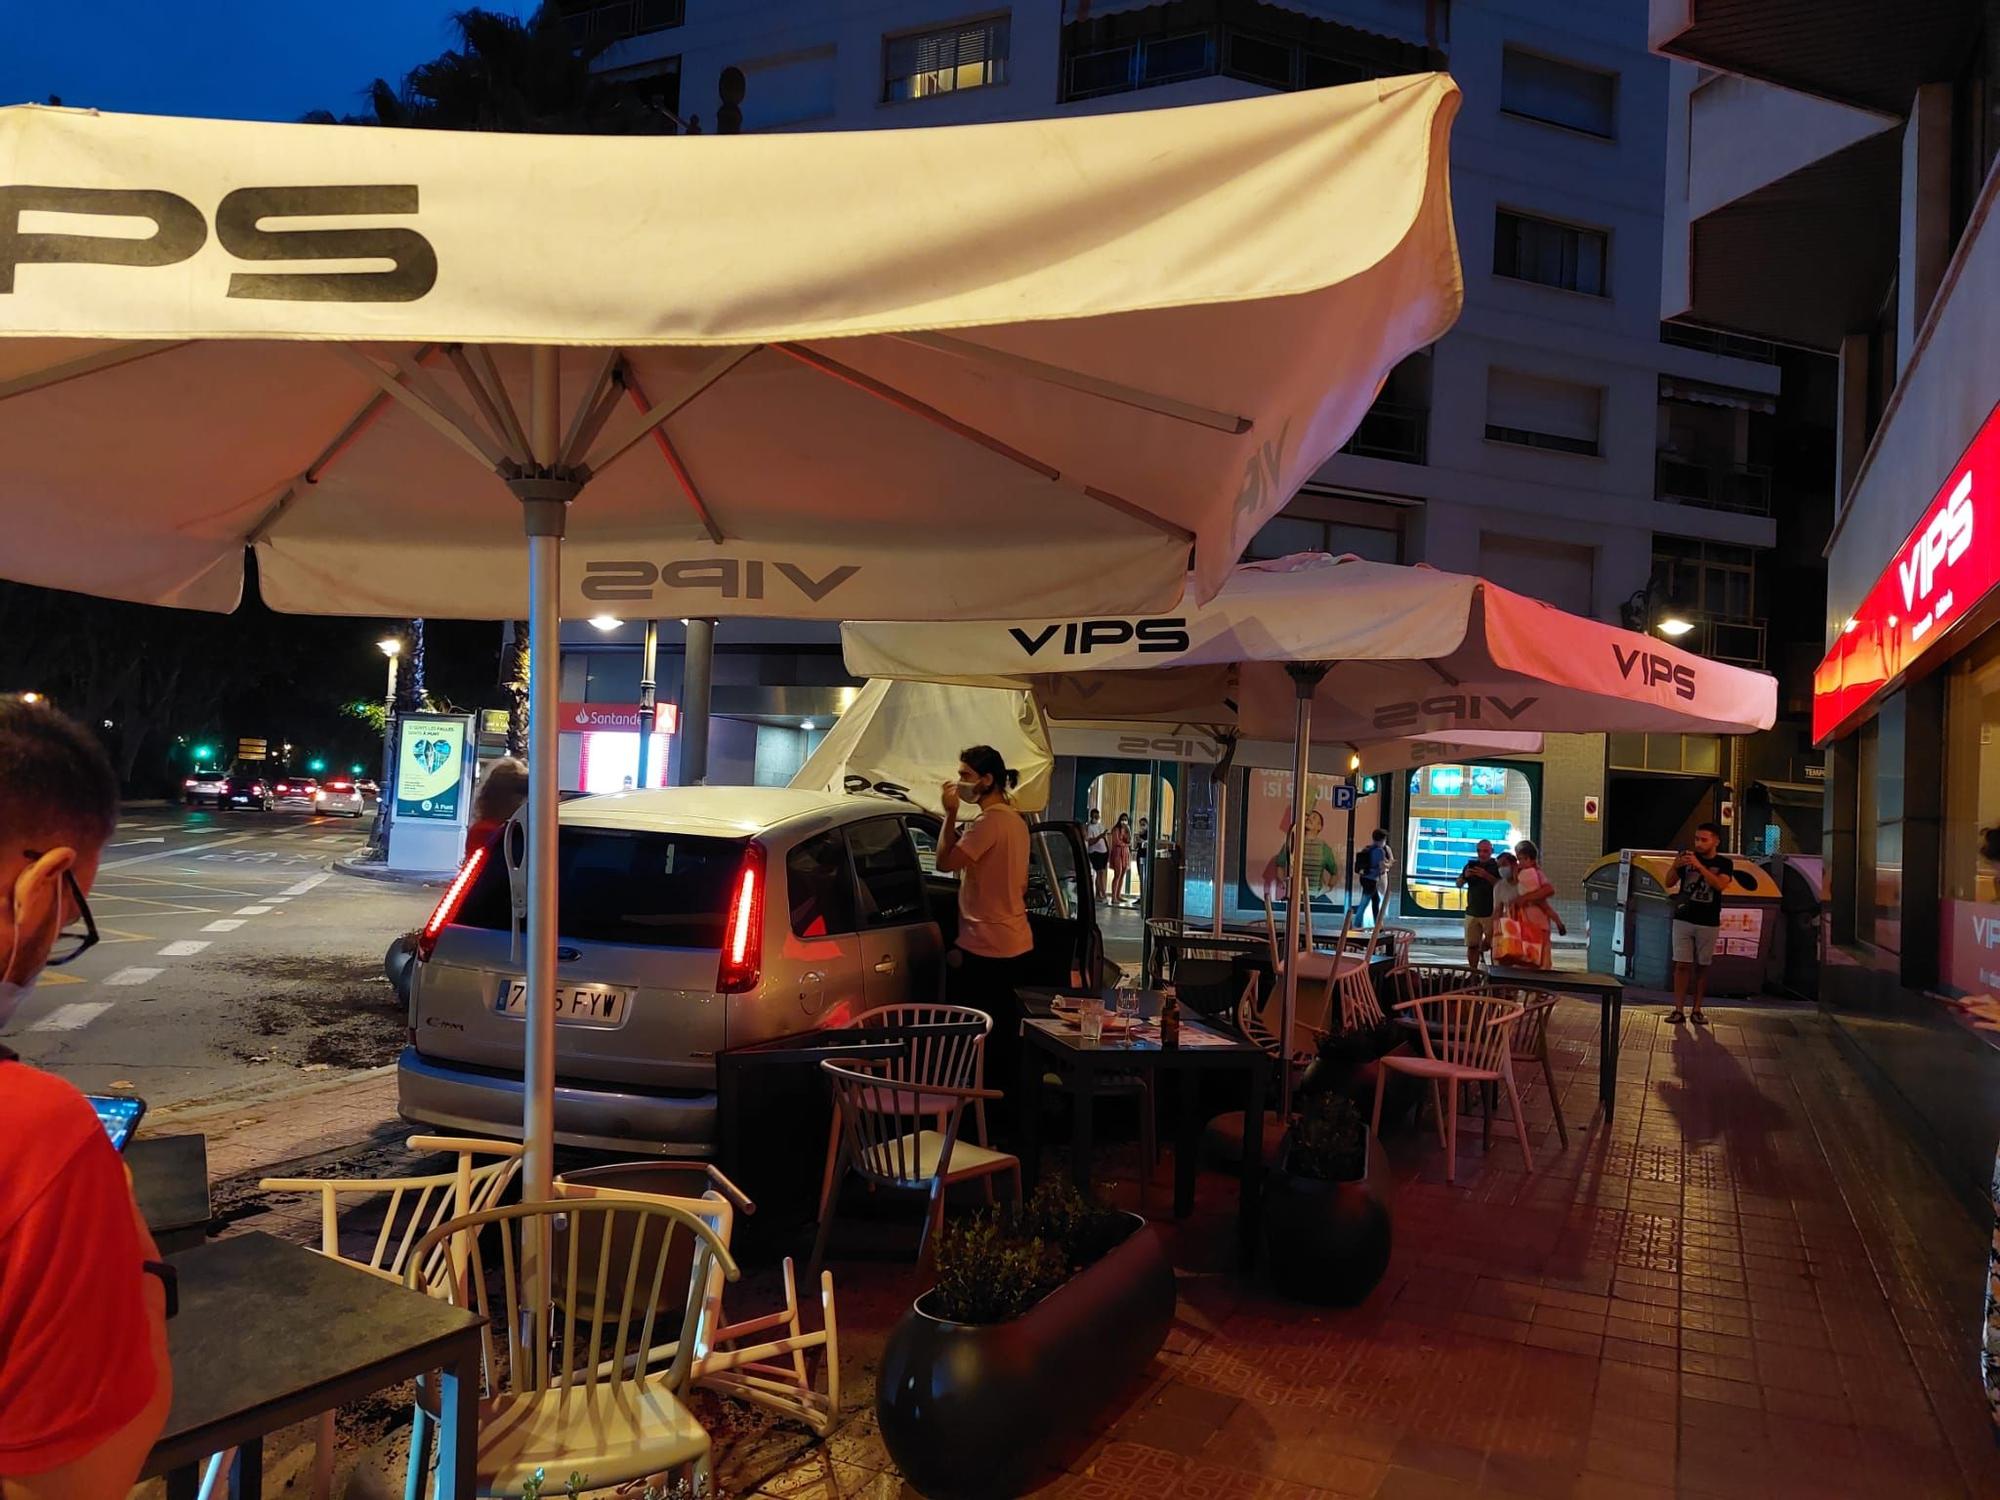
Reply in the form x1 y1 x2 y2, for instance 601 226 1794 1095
1455 838 1501 970
0 697 172 1498
1665 820 1742 1027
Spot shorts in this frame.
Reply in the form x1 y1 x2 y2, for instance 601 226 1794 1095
1088 850 1109 871
1672 920 1719 966
1463 915 1493 947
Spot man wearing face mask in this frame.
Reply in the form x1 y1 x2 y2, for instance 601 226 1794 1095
0 698 173 1498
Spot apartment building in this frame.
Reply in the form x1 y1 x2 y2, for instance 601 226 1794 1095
556 0 1799 929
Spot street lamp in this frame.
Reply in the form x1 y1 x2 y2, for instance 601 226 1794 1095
1655 615 1696 638
374 637 403 855
588 614 623 632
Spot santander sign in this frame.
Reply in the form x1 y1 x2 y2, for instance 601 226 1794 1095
1815 399 2000 742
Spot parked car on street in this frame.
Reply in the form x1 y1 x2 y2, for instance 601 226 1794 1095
314 777 366 817
398 786 1099 1155
183 769 230 808
225 773 276 811
272 776 318 809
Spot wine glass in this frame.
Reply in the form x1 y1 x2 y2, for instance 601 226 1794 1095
1115 982 1141 1029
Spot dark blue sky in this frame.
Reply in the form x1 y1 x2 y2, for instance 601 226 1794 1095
0 2 536 122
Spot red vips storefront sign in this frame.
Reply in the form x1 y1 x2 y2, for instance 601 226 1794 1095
1815 399 2000 742
556 702 679 734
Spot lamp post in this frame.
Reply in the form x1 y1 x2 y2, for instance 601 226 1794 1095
373 636 402 856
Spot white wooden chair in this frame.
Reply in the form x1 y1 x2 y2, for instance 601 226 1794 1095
404 1197 736 1498
813 1059 1017 1270
1481 986 1570 1149
1373 991 1533 1184
553 1163 840 1436
256 1136 523 1500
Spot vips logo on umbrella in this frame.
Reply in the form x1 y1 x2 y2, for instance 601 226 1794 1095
1612 645 1697 700
1006 619 1191 656
582 559 858 604
394 716 469 822
1371 694 1537 731
0 185 436 301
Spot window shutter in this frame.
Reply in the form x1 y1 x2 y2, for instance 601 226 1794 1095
1486 369 1602 445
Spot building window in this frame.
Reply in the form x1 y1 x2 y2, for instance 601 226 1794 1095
1855 692 1906 950
884 15 1010 103
1652 536 1757 622
1943 646 2000 992
1500 47 1617 138
1340 350 1432 464
1493 210 1608 296
1245 512 1402 564
1485 368 1602 456
558 0 685 48
1402 762 1540 914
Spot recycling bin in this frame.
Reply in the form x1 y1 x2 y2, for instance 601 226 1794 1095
1762 853 1824 1000
1584 849 1782 996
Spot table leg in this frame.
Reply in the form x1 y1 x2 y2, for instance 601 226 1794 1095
1238 1060 1265 1268
227 1437 263 1500
1018 1043 1043 1189
439 1352 479 1500
1174 1070 1199 1219
1070 1064 1095 1194
166 1464 199 1500
1599 992 1616 1121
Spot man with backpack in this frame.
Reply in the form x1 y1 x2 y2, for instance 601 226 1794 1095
1355 828 1395 929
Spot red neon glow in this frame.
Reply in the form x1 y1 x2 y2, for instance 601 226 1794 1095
1816 399 2000 741
418 846 487 961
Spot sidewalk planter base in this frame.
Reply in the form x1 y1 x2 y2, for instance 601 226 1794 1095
876 1214 1173 1500
1264 1127 1392 1306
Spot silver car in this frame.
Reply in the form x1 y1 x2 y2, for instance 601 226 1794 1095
397 786 1098 1156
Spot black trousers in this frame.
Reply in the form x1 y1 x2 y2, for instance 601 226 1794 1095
950 947 1031 1143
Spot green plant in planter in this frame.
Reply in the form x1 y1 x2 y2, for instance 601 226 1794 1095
929 1178 1131 1324
1285 1089 1369 1182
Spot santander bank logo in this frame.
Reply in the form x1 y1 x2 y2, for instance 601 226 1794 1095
1897 471 1975 641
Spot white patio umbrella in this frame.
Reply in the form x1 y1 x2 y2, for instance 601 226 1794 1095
845 553 1779 1107
0 83 1462 1195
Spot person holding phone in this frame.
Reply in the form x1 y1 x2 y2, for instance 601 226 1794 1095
0 699 173 1497
1666 821 1738 1026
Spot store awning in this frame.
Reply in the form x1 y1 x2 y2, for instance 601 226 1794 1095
1755 779 1825 808
1660 379 1777 415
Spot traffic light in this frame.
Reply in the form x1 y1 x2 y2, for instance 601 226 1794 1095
351 763 365 775
192 743 215 763
308 758 326 773
1360 775 1378 796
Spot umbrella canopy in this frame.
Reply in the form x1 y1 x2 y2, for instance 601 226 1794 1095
0 78 1460 616
790 678 1054 815
843 554 1779 738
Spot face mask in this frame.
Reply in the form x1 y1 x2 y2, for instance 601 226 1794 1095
956 781 984 803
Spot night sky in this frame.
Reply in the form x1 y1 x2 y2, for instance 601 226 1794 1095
0 2 535 122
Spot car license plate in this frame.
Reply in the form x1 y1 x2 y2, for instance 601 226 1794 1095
495 980 630 1026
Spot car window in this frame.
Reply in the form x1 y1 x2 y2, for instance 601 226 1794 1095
1028 826 1083 921
456 827 744 948
787 831 857 938
847 817 928 928
905 817 956 881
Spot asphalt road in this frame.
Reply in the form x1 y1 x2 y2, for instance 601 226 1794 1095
3 803 438 1108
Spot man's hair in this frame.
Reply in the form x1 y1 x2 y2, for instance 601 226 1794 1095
1372 828 1388 841
1696 821 1723 839
0 698 119 847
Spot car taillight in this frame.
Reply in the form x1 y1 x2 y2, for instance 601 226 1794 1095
716 842 767 994
418 846 487 963
184 778 197 788
275 783 288 793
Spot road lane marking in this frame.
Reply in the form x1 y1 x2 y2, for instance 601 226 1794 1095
159 941 209 957
100 833 257 869
109 837 167 847
202 919 246 932
282 875 330 896
235 905 274 915
265 896 291 903
103 966 162 986
30 1002 112 1031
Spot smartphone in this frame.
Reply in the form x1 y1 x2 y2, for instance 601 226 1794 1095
86 1093 146 1152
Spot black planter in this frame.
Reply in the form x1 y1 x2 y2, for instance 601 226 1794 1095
1263 1127 1393 1306
876 1213 1174 1500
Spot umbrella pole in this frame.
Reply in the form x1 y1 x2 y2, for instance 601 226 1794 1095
1280 663 1331 1118
1211 775 1228 938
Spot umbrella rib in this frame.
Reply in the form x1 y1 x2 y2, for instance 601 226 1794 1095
618 363 724 545
558 349 624 468
387 346 518 467
468 344 533 459
773 341 1194 544
447 345 532 468
329 346 506 473
890 332 1253 435
0 340 189 404
582 346 757 476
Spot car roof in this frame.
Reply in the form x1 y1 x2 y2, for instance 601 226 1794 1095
559 785 906 838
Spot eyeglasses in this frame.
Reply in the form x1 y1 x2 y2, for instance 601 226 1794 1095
21 854 97 967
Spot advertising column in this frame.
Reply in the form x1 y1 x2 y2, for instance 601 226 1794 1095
387 712 476 873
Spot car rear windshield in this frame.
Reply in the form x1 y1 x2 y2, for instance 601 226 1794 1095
455 827 746 948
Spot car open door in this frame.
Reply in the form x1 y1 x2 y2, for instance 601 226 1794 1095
1025 819 1103 991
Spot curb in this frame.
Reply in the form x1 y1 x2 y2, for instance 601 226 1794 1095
148 1063 398 1128
331 854 456 887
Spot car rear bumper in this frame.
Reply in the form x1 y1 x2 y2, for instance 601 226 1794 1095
396 1046 717 1157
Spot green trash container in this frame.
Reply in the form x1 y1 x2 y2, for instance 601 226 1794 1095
1584 850 1781 996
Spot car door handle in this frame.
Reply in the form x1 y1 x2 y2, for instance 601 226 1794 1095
873 958 897 975
802 970 825 985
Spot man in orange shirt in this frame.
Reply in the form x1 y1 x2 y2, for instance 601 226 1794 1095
0 698 172 1498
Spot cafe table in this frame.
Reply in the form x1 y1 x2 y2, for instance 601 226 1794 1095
1016 987 1269 1266
127 1133 211 1255
1485 964 1625 1120
147 1232 484 1500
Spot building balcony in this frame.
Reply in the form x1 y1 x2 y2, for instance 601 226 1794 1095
1656 453 1774 515
1340 399 1428 465
1675 613 1769 668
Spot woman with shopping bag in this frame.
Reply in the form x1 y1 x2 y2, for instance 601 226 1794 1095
1494 840 1564 969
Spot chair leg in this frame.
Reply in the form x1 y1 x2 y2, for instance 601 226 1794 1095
1444 1084 1459 1185
1502 1063 1536 1174
1540 1045 1569 1148
917 1179 948 1270
1430 1081 1448 1152
403 1402 434 1500
312 1411 335 1500
1370 1067 1387 1136
819 1268 843 1432
809 1143 848 1278
1480 1081 1492 1153
692 1444 714 1499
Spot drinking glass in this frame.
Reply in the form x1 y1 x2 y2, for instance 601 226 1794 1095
1080 1001 1106 1044
1116 984 1141 1028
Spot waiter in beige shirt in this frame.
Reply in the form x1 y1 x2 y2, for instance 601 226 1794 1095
938 743 1032 1138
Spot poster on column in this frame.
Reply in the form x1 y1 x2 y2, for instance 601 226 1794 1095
394 713 474 822
1243 767 1349 909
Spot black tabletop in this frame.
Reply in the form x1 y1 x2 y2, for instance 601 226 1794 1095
1486 966 1624 995
148 1232 484 1474
127 1134 210 1237
1021 995 1263 1063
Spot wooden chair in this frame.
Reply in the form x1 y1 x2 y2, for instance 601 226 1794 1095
1482 986 1569 1149
1373 992 1533 1184
846 1001 996 1144
555 1163 840 1435
404 1198 736 1498
258 1136 523 1500
813 1059 1018 1270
